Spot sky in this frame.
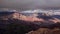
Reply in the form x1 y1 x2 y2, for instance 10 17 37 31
0 0 60 10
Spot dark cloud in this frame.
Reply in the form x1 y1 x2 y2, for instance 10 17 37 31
0 0 60 10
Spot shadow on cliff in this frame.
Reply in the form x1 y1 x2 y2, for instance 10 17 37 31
0 19 60 34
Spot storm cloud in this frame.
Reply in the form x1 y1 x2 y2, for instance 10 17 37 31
0 0 60 10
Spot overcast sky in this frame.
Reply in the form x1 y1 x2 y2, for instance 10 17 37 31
0 0 60 10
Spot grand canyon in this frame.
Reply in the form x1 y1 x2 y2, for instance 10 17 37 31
0 10 60 34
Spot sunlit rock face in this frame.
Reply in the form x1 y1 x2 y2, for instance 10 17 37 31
19 9 60 23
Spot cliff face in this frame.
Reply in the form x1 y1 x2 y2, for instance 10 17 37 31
12 12 60 23
0 11 60 34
